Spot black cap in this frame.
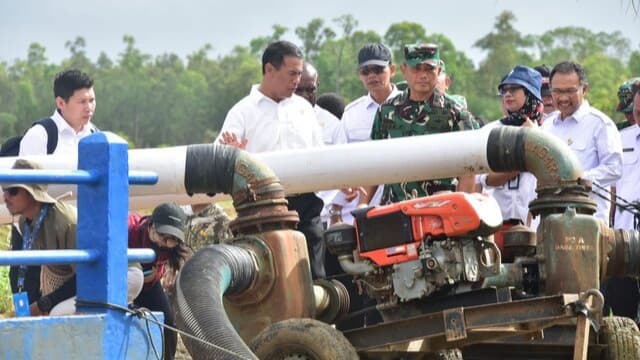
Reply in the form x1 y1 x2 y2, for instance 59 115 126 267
151 203 187 241
358 43 392 69
534 65 552 97
534 65 551 78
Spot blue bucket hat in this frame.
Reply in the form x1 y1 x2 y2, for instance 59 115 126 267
498 65 542 101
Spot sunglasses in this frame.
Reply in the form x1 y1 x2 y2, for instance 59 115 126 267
3 187 21 197
499 85 524 96
404 45 438 59
359 65 386 76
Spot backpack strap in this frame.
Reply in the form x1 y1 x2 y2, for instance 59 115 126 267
35 118 58 155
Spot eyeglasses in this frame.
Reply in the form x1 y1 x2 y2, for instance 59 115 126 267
551 86 582 95
499 85 524 96
3 187 20 197
359 65 386 76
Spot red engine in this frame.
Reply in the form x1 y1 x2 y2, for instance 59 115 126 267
354 192 502 267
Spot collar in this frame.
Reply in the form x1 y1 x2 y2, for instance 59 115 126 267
51 109 93 134
402 87 445 108
249 84 298 106
249 84 271 105
367 84 401 109
364 93 379 110
554 100 590 124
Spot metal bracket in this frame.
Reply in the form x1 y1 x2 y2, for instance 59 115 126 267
443 307 467 341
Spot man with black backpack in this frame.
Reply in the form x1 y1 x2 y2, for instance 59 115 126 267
4 69 99 307
18 69 98 158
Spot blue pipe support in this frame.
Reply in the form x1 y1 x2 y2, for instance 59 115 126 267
0 248 154 266
0 169 157 185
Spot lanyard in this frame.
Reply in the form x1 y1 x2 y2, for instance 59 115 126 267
17 203 51 291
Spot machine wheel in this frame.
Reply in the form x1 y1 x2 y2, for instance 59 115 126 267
249 318 358 360
600 316 640 359
600 316 639 335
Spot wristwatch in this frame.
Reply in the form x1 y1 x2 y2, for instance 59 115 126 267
37 296 53 313
328 207 342 217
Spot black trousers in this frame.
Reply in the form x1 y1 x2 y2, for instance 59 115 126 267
134 281 177 360
602 276 640 321
287 193 326 279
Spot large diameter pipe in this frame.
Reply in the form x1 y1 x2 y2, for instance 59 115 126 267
0 127 582 223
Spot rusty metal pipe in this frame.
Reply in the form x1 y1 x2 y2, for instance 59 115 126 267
183 144 299 233
604 228 640 279
177 144 314 357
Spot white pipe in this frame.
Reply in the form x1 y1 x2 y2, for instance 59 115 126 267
0 129 492 223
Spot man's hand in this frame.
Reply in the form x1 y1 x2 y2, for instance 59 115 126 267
340 187 368 202
219 131 248 149
163 269 178 292
522 116 537 128
29 302 45 316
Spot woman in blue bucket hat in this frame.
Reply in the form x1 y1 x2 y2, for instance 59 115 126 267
497 65 544 126
477 65 542 255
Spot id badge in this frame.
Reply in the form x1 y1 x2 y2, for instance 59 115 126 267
13 292 31 317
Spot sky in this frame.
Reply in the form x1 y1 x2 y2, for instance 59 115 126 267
1 0 639 67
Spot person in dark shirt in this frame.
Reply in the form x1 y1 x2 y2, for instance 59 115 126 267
128 202 192 360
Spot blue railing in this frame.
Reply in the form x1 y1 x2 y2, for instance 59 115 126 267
0 132 164 359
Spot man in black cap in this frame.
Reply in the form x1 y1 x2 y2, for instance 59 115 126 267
328 43 401 226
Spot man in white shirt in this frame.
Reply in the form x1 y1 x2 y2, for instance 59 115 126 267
216 41 327 278
327 43 401 225
606 85 640 322
615 85 640 230
20 69 98 159
540 61 622 223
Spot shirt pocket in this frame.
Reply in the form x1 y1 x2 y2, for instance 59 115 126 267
569 137 591 158
348 125 373 142
622 149 638 166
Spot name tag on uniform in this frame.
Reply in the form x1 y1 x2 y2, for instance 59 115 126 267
623 147 634 152
13 292 30 317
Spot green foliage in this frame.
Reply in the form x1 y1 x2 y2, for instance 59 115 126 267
0 225 12 315
0 12 637 146
583 52 629 121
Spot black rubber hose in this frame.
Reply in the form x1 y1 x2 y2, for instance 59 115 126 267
175 245 257 360
486 126 583 187
184 144 239 196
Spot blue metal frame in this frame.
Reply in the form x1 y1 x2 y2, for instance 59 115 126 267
0 132 165 359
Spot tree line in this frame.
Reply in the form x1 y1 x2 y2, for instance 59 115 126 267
1 11 638 148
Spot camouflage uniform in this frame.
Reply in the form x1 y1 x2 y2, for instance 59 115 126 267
616 78 640 130
183 203 233 252
371 87 477 204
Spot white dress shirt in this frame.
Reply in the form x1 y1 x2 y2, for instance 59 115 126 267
19 110 97 161
217 85 324 153
615 124 640 230
314 105 346 146
327 87 401 225
540 100 623 221
339 86 401 143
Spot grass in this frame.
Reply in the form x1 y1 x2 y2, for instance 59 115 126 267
0 225 12 316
